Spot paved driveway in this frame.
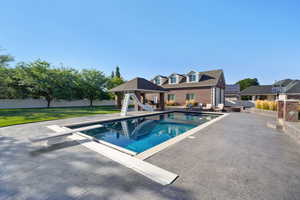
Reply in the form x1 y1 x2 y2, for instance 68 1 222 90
1 112 300 200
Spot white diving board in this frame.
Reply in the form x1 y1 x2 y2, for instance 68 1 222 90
30 124 103 143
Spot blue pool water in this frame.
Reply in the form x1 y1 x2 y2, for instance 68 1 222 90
70 112 219 153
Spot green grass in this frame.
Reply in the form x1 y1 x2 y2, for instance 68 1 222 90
0 106 120 127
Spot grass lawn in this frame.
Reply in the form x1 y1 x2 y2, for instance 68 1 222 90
0 106 120 127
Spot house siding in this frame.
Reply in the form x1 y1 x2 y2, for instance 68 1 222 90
146 87 212 106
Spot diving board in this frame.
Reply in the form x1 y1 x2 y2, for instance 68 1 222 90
30 124 102 143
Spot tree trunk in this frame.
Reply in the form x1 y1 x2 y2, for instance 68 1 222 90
89 98 93 107
46 97 51 108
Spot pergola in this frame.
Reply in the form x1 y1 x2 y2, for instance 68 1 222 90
109 77 168 111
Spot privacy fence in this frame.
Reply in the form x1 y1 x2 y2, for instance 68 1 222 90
0 99 115 109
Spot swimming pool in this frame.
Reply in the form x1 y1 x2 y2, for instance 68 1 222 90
69 112 220 154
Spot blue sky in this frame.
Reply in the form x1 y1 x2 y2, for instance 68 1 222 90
1 0 299 84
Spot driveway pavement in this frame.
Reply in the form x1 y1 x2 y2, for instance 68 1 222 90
1 112 300 200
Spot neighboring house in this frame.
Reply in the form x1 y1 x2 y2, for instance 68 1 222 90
225 84 240 101
241 79 300 100
148 69 225 106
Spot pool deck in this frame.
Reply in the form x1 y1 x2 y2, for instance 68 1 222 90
1 112 300 199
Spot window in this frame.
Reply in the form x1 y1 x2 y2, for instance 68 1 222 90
186 93 195 100
170 76 177 84
168 94 176 101
189 74 196 82
154 78 160 85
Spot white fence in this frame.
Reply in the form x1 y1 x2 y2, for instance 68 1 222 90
0 99 115 109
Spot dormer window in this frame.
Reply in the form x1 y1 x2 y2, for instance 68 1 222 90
154 77 161 85
189 74 196 82
170 75 177 84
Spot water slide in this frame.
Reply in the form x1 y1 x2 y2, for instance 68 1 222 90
121 93 154 116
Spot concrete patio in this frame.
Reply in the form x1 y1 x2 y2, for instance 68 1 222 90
1 112 300 200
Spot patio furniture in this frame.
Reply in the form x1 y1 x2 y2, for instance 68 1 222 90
214 104 224 112
202 104 212 111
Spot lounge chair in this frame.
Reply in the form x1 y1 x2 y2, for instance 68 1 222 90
202 104 212 111
214 104 224 112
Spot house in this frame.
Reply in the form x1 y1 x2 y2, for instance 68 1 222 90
225 84 240 101
148 69 225 106
241 79 300 101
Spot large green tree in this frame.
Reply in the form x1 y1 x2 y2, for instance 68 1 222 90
18 60 78 107
77 69 109 106
236 78 259 91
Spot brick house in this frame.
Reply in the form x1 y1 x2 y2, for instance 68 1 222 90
147 69 225 106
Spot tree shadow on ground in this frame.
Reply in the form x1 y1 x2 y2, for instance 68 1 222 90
0 135 196 200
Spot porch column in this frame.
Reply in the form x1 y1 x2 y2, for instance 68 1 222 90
115 92 122 108
134 91 142 111
159 92 165 111
141 93 146 104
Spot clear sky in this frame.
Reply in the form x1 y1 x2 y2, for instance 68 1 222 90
1 0 299 84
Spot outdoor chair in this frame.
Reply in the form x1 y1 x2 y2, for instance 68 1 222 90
214 104 224 112
202 104 212 111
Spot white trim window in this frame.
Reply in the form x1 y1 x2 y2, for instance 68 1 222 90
186 93 195 100
188 74 197 82
169 75 177 84
167 94 176 101
154 77 161 85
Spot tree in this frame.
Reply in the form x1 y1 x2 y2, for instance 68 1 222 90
115 66 121 78
0 48 14 68
111 71 115 78
77 69 108 106
107 76 124 90
236 78 259 91
18 60 75 108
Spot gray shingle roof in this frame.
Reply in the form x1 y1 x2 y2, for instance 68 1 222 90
240 85 274 95
159 69 224 89
110 77 167 93
225 84 240 95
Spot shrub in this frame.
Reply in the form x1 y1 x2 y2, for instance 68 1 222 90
262 101 270 110
255 100 262 109
255 100 277 111
166 100 177 106
185 99 198 107
269 101 277 111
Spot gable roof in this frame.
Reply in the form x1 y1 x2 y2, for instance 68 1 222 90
110 77 167 93
161 69 224 89
273 79 293 87
285 80 300 94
